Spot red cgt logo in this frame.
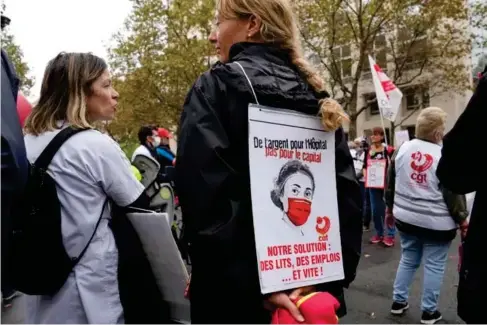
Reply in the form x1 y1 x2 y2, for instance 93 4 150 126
316 216 331 236
410 151 433 173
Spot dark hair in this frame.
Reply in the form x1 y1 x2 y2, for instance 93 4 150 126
138 125 156 145
24 52 107 135
270 160 315 210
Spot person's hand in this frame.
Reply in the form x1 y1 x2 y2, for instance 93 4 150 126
459 220 468 239
265 286 315 323
266 292 304 322
385 207 393 217
289 286 316 301
184 274 191 300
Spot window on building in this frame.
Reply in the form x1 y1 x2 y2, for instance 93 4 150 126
331 45 352 79
404 125 416 139
404 86 430 110
364 93 380 115
404 38 427 69
397 27 427 70
362 34 387 79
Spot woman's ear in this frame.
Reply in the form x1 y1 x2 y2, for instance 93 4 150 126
280 196 289 213
247 15 262 39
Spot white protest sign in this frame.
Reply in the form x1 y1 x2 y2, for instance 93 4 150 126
248 104 344 294
369 55 403 122
365 159 387 189
395 130 410 147
127 212 190 323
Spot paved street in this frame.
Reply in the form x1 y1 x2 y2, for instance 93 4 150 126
2 233 464 324
341 234 463 324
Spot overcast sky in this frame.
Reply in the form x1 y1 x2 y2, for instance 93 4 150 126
4 0 483 101
3 0 132 100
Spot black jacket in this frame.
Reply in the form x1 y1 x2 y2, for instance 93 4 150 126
1 49 28 294
176 43 362 323
436 67 486 324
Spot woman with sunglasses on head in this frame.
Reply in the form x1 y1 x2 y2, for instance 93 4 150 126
175 0 363 323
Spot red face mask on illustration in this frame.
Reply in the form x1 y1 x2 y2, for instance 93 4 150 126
287 198 312 226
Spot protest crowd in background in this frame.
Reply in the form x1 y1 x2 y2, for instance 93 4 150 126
1 0 485 324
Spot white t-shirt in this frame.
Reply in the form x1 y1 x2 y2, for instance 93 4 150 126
24 125 145 323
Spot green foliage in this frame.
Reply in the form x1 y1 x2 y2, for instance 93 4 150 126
107 0 214 140
470 0 487 51
1 27 35 95
119 137 140 159
296 0 473 138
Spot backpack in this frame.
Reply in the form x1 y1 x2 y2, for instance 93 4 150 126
11 127 106 296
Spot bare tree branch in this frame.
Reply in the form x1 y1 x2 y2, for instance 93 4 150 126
351 105 369 119
395 107 420 127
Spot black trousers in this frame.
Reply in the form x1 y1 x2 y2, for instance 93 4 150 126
360 182 372 227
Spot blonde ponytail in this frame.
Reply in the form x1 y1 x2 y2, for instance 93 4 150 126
217 0 349 131
289 50 348 132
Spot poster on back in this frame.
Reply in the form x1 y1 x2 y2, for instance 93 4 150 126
248 104 344 294
127 212 190 323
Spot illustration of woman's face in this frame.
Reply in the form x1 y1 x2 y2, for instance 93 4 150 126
280 172 314 226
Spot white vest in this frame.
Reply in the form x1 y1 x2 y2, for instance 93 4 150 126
131 145 153 162
393 139 456 231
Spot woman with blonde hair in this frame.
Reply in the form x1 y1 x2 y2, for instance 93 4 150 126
385 107 468 324
175 0 362 323
22 53 162 323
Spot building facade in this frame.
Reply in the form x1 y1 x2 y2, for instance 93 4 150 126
309 35 473 144
349 72 473 144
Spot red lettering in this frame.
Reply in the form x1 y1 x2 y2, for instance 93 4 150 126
310 253 342 264
411 172 427 184
296 256 309 267
302 267 319 278
302 152 322 163
293 269 301 280
267 245 292 257
260 260 274 271
279 149 294 159
265 147 278 157
275 258 292 269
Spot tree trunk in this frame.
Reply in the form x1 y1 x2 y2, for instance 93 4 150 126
347 94 358 140
348 116 357 140
390 121 395 146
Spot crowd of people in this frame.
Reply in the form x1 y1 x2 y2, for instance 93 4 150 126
1 0 486 324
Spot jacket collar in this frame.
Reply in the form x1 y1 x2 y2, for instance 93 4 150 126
228 42 291 65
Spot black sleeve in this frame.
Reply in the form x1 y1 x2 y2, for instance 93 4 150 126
317 127 362 291
385 150 398 210
126 191 151 210
362 150 368 170
175 72 234 240
436 74 485 194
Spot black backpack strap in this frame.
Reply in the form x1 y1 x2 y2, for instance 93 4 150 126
34 127 90 170
72 198 108 264
33 125 101 265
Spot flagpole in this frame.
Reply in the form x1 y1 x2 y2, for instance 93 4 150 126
369 54 399 148
378 107 389 147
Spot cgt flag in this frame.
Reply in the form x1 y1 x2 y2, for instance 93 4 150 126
369 55 403 122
